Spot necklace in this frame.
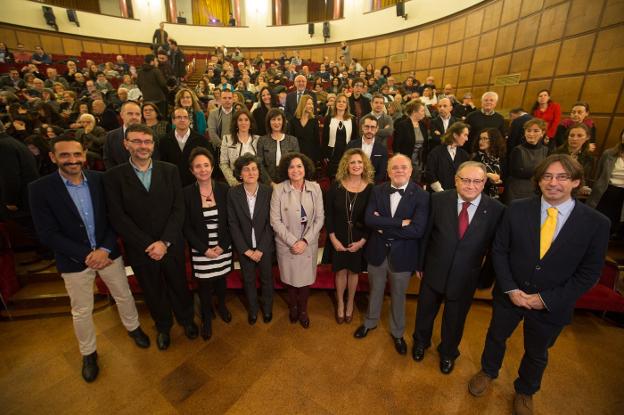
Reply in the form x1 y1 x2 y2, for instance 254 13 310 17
345 188 359 245
199 181 215 206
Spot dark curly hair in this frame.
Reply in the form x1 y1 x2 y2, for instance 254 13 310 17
276 152 315 182
233 153 262 182
473 128 506 159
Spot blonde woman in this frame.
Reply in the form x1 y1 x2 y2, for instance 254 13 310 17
174 88 206 135
289 94 320 164
322 93 355 178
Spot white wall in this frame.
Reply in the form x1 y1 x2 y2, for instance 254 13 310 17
0 0 484 48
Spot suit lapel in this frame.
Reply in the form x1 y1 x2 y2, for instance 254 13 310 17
543 201 583 259
527 197 541 259
381 183 392 217
462 194 489 240
52 173 82 220
122 163 149 194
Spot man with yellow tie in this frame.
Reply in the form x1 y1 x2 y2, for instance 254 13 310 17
467 154 610 415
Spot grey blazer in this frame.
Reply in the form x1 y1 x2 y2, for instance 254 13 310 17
219 134 260 186
256 134 300 183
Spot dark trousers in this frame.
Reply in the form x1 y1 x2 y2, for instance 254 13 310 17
596 184 624 237
286 285 310 316
239 252 274 316
480 294 563 395
132 255 195 333
413 281 474 359
196 276 227 331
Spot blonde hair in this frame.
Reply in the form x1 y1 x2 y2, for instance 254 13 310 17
330 93 352 121
294 94 314 119
335 148 374 184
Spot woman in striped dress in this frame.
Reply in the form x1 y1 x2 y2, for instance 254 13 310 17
183 148 233 341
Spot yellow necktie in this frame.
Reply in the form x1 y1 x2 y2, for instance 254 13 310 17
540 207 558 259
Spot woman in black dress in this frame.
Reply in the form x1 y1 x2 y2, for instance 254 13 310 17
251 86 272 136
326 148 373 324
289 94 320 165
472 128 506 199
323 93 356 179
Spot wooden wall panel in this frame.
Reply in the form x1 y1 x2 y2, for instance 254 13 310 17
430 46 446 68
119 45 138 55
101 43 120 54
39 35 64 55
521 0 545 16
458 62 476 87
529 43 560 78
474 59 493 85
323 46 337 60
550 76 584 110
465 9 484 37
82 41 102 53
432 23 449 46
445 41 462 66
374 57 386 71
136 46 152 55
310 48 323 63
537 2 569 44
501 0 521 25
448 17 466 43
510 49 533 80
482 1 502 32
443 65 460 87
592 116 611 147
589 26 624 71
514 15 540 49
502 83 526 110
349 44 362 60
429 68 444 85
375 39 390 58
604 116 624 150
15 31 40 50
495 23 517 55
62 38 82 56
602 0 624 26
389 36 403 56
0 28 17 47
478 31 497 59
403 32 418 52
418 28 433 50
491 54 511 78
415 49 431 70
556 33 594 75
462 36 479 62
361 42 375 59
565 0 604 36
581 72 624 113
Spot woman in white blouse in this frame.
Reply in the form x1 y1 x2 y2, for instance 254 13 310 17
322 93 355 179
220 109 260 186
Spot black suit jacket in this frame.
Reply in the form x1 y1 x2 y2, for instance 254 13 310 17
347 138 388 183
492 196 610 325
285 89 317 117
158 130 214 187
365 182 429 272
429 115 458 140
507 113 533 156
425 145 471 190
420 190 505 300
103 161 185 265
29 171 120 273
103 127 128 170
393 117 434 160
227 184 274 254
183 181 231 253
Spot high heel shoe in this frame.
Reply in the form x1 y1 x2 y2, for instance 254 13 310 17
299 312 310 329
345 304 354 323
335 307 345 324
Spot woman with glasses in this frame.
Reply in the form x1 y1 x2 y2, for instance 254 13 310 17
142 102 170 143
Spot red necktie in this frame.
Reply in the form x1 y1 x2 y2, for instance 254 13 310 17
458 201 470 239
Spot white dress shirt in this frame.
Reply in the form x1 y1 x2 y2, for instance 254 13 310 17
390 183 408 217
174 128 191 151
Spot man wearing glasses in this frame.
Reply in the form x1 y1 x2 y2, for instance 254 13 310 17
103 124 198 351
411 161 505 374
468 154 609 415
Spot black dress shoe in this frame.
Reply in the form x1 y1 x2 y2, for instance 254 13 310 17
412 344 425 361
248 313 257 325
299 312 310 329
440 358 455 374
127 327 150 349
262 312 272 323
393 336 407 355
353 325 376 339
157 332 170 350
218 307 232 323
82 351 99 382
184 322 199 340
200 321 212 341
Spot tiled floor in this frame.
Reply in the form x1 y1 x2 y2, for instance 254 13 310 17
1 290 623 414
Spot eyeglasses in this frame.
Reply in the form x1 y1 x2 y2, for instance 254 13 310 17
541 173 571 182
362 125 377 130
125 139 154 146
457 176 485 185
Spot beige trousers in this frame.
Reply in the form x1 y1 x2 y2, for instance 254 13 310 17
61 256 139 355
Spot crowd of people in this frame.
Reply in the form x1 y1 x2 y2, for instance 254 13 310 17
0 42 620 415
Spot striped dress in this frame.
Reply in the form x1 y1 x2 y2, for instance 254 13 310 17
191 206 232 279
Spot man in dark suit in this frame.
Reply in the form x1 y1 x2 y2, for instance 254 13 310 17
429 97 458 140
152 21 168 53
159 107 214 186
361 93 394 149
348 78 372 132
284 75 316 117
507 107 533 156
412 161 505 374
103 101 142 169
354 154 429 355
0 68 26 90
468 154 610 415
227 154 275 324
29 135 149 383
103 124 198 351
347 114 388 183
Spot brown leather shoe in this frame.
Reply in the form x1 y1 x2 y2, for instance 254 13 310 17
513 393 533 415
468 371 493 397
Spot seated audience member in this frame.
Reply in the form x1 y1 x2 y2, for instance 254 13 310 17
465 91 505 151
347 114 388 183
227 154 275 325
103 100 141 169
503 118 550 204
323 93 356 179
91 98 119 132
60 90 79 126
30 46 51 64
74 113 107 169
325 148 373 324
1 68 26 90
13 43 32 64
586 128 624 239
387 100 403 123
94 72 114 95
429 98 458 140
420 87 438 107
531 89 561 148
270 153 324 329
220 109 259 186
114 55 129 75
426 122 471 192
0 41 14 63
472 128 506 200
141 102 170 143
44 67 69 90
174 88 207 136
257 108 299 184
159 107 214 186
251 87 273 136
453 93 477 120
553 101 596 151
363 93 394 149
29 135 149 383
289 94 321 166
103 62 120 79
553 123 594 196
507 108 533 155
24 134 55 176
393 100 431 183
183 148 233 341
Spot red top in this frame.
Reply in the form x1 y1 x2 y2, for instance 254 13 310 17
532 101 561 139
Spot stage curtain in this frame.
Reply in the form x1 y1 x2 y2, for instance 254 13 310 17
192 0 231 26
42 0 100 14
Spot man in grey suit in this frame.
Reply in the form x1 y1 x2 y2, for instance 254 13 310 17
361 93 394 149
227 154 275 324
207 89 234 148
412 161 505 374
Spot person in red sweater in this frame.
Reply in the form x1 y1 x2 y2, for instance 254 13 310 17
531 89 561 148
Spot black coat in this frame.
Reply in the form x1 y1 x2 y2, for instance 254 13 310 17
420 190 505 300
227 183 274 254
425 145 470 190
285 89 317 117
103 161 185 265
183 181 231 254
429 115 458 141
393 117 433 160
0 133 38 210
158 129 214 187
137 64 168 104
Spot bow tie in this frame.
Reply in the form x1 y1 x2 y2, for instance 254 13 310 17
390 187 405 196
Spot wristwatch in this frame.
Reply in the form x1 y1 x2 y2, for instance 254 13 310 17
163 241 171 248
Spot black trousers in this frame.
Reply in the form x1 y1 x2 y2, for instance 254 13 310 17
412 281 474 359
196 276 227 329
132 254 195 333
239 251 274 316
596 184 624 236
480 294 563 395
